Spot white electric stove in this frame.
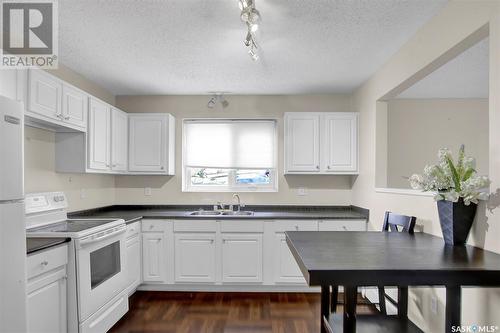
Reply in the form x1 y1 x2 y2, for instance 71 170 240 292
26 192 129 333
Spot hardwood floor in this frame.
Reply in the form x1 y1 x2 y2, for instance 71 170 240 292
110 291 377 333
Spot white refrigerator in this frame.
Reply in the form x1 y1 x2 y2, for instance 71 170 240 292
0 95 27 332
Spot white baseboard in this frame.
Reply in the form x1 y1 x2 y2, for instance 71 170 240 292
137 283 320 293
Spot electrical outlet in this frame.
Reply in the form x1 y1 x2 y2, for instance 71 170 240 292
144 187 152 196
80 188 86 199
430 295 438 315
297 188 308 196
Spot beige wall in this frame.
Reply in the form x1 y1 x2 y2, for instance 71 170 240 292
352 1 500 332
24 65 116 212
386 98 489 188
115 94 355 205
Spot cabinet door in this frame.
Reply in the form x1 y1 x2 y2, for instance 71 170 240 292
62 84 88 130
174 233 216 283
28 69 62 121
126 234 141 292
274 233 306 284
324 113 358 172
129 115 167 172
88 98 111 170
27 269 67 333
111 108 128 172
142 232 166 282
285 113 321 172
318 220 367 231
221 234 263 283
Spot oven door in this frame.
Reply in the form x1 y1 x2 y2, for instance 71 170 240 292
75 225 128 321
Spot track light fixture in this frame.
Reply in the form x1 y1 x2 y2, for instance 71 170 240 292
207 94 229 109
238 0 261 61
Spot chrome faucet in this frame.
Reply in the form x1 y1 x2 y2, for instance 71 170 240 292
232 194 241 212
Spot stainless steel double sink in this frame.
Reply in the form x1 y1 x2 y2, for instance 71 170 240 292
189 210 254 216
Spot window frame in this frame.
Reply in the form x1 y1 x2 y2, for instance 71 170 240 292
182 118 278 193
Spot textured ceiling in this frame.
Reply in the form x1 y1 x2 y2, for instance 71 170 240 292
59 0 447 95
397 37 489 99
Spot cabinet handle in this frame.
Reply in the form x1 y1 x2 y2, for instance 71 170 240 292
149 225 154 229
210 239 214 244
316 165 320 169
327 165 330 169
295 225 299 231
41 261 48 266
160 166 164 170
64 116 70 120
342 226 348 231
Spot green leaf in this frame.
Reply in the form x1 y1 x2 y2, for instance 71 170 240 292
446 156 461 192
462 168 475 182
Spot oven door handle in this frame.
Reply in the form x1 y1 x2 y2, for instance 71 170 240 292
78 225 127 247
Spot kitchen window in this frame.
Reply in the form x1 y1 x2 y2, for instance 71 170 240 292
183 119 277 192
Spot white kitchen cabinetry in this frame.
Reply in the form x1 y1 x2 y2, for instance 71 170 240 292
221 233 263 283
26 245 68 333
26 69 89 132
285 113 321 172
62 84 88 130
318 219 367 231
142 220 168 283
323 113 358 173
174 233 216 283
88 97 111 171
274 220 318 284
128 113 175 175
284 112 358 174
126 221 142 294
111 108 129 172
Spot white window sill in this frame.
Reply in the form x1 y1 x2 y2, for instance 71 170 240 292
375 188 434 197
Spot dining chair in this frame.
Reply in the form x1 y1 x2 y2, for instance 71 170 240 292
330 211 417 315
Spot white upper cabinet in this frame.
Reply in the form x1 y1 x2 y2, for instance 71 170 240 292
284 112 358 174
26 69 89 132
323 113 358 173
28 69 62 121
88 97 111 171
129 113 175 174
111 108 128 172
62 84 88 130
285 113 321 172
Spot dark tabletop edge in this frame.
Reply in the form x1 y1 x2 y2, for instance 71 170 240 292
26 237 71 255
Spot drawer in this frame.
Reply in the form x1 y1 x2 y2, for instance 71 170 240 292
275 220 318 232
173 220 217 232
126 221 141 238
142 219 168 232
80 291 128 333
220 220 264 233
318 219 367 231
27 244 68 280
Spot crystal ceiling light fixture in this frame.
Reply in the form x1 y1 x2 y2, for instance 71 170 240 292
238 0 261 61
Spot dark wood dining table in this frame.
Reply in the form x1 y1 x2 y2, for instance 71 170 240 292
285 231 500 333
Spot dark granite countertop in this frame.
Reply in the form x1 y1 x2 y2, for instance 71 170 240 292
69 205 369 224
26 237 71 255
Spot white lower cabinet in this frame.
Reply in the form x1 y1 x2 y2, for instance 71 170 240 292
221 233 263 283
273 220 318 284
27 245 68 333
142 226 167 283
126 221 142 293
174 233 216 283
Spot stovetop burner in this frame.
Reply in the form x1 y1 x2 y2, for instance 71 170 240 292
29 219 118 233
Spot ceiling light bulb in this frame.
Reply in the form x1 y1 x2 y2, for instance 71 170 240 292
248 48 259 61
250 23 258 32
244 31 252 46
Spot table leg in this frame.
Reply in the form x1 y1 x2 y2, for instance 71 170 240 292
343 286 357 333
321 285 330 333
446 286 461 333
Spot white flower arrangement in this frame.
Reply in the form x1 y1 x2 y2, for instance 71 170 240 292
409 145 490 205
